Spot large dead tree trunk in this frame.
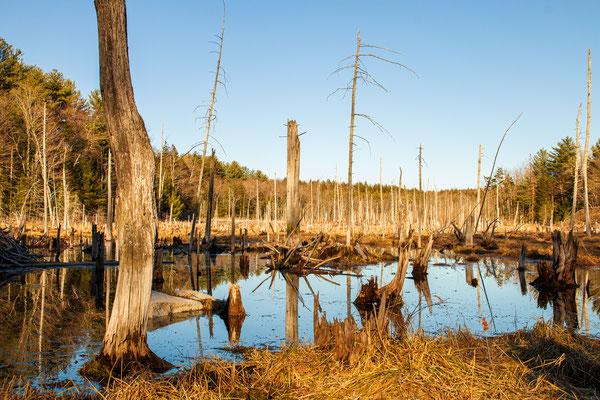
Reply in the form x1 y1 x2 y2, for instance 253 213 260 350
90 0 168 373
106 148 113 241
286 120 300 245
582 49 592 236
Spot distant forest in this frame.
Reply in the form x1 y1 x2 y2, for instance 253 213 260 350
0 37 599 229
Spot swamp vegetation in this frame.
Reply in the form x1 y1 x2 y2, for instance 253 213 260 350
0 1 599 398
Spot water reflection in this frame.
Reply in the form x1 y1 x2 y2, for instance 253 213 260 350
2 251 600 388
285 274 299 342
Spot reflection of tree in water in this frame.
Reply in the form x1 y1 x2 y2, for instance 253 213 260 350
285 274 299 343
414 276 433 315
536 287 578 329
0 268 106 380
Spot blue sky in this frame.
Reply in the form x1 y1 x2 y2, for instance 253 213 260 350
1 1 598 189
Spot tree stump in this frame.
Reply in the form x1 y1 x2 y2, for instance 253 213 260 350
412 235 433 278
531 230 578 290
225 283 246 316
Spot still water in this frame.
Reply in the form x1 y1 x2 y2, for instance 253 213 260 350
0 249 598 387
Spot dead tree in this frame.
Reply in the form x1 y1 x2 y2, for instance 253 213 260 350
203 149 216 246
87 0 170 374
330 30 415 246
571 105 582 231
531 230 578 291
474 115 521 234
286 120 300 245
106 149 113 241
477 144 482 210
582 49 592 236
189 4 225 250
412 235 433 278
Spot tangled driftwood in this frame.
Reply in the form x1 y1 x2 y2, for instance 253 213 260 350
0 227 41 267
262 232 393 272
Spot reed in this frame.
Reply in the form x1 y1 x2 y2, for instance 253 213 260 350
3 322 597 399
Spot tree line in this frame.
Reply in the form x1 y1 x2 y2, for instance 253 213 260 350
0 36 597 232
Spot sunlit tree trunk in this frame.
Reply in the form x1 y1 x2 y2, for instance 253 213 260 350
571 104 582 231
286 121 300 245
92 0 167 370
582 49 592 236
346 30 360 246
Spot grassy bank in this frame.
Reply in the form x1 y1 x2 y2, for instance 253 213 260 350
2 322 599 399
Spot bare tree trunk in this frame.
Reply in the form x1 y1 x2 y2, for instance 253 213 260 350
346 30 360 246
398 168 403 240
106 149 113 241
379 156 384 236
286 121 300 245
157 123 164 219
89 0 168 373
274 171 278 242
582 49 592 236
255 180 259 224
203 149 216 244
495 182 499 222
572 104 582 231
190 8 225 248
62 146 68 230
310 180 313 227
477 144 481 212
42 102 48 236
417 145 422 248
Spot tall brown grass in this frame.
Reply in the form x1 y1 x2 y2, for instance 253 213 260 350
2 322 598 399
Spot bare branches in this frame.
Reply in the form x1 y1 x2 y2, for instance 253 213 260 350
358 53 419 78
360 43 403 56
331 30 416 246
474 113 522 234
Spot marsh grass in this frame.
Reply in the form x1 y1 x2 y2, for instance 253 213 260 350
2 322 598 399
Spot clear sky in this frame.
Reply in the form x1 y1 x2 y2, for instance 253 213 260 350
1 1 598 189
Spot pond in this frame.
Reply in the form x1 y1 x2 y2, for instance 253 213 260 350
0 247 599 389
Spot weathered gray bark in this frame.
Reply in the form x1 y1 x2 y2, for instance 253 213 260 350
571 105 582 231
106 149 113 241
157 124 164 219
582 50 592 236
286 120 300 245
90 0 168 372
346 30 360 246
477 144 481 212
203 149 216 244
417 145 423 247
62 146 69 231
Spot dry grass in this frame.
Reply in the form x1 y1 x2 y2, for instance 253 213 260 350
3 322 599 399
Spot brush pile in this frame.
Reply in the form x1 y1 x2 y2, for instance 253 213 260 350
0 227 40 268
263 232 395 271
